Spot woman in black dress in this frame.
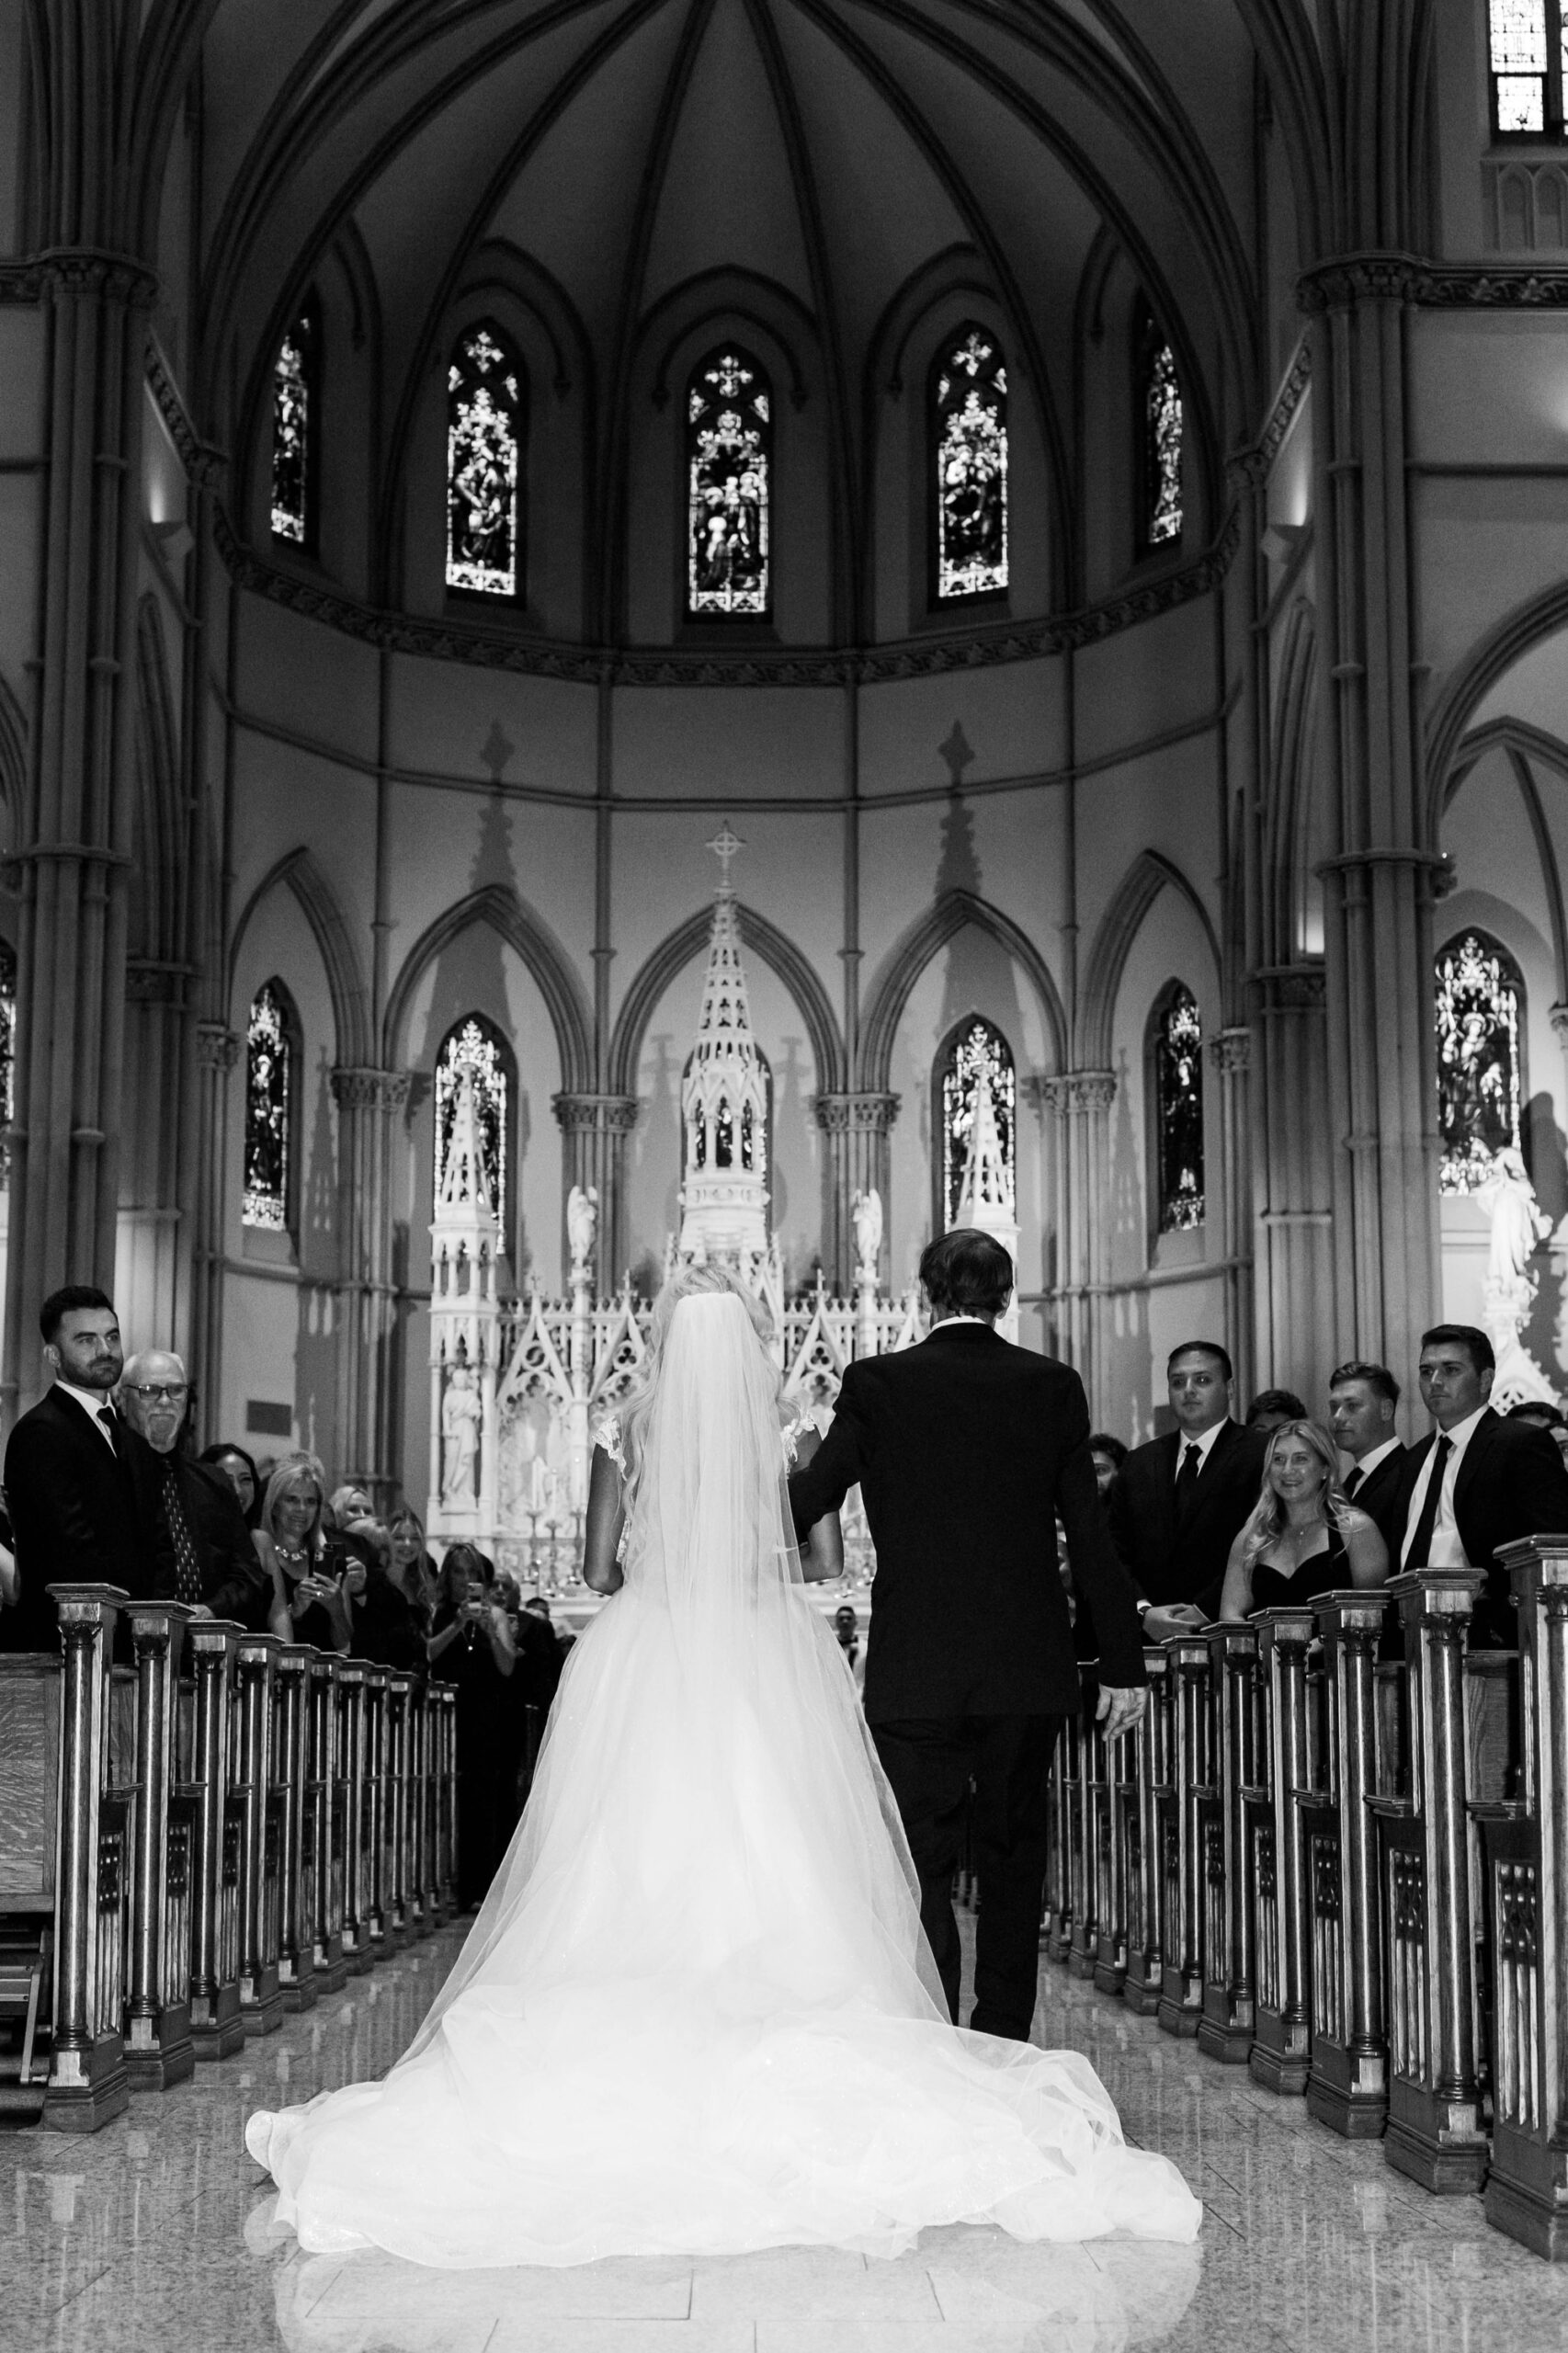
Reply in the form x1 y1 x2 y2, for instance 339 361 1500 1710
427 1542 517 1909
257 1454 355 1654
1218 1416 1387 1620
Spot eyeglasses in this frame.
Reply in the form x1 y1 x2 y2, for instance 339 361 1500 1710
124 1383 189 1403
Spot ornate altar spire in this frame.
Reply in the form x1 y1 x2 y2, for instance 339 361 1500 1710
428 1063 502 1536
951 1061 1019 1336
677 824 770 1262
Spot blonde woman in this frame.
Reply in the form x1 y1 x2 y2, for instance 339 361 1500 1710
247 1259 1199 2264
258 1453 353 1654
1218 1417 1387 1621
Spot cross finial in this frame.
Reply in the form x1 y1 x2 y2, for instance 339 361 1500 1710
479 719 516 786
706 821 744 895
938 722 974 791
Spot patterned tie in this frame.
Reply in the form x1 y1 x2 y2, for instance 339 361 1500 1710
1403 1435 1452 1571
160 1454 204 1607
1343 1465 1364 1501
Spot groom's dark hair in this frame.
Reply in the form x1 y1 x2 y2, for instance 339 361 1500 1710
920 1229 1014 1320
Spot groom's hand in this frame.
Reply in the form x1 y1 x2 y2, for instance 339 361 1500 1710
1096 1684 1146 1744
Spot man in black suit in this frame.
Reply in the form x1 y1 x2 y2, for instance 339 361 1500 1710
117 1348 269 1628
1389 1323 1568 1648
1327 1359 1406 1548
786 1229 1146 2042
0 1286 166 1653
1107 1341 1267 1638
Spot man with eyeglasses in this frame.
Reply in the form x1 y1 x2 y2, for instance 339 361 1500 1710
118 1349 268 1630
1 1286 165 1652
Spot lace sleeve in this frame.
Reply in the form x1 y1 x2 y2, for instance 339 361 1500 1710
595 1415 626 1474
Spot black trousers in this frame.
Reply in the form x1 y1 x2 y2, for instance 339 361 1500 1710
872 1712 1064 2040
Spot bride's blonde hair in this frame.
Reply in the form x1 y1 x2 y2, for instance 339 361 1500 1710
612 1264 778 1498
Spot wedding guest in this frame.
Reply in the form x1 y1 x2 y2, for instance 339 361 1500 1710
1217 1419 1387 1620
1087 1434 1127 1500
1326 1361 1406 1547
523 1593 575 1657
1108 1341 1266 1643
1244 1388 1307 1437
343 1515 426 1672
428 1543 517 1909
832 1601 866 1697
1506 1398 1568 1471
258 1454 354 1654
389 1507 440 1631
119 1351 270 1628
199 1441 265 1537
2 1286 166 1654
508 1598 565 1802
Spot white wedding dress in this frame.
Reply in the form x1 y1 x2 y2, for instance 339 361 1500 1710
245 1293 1199 2267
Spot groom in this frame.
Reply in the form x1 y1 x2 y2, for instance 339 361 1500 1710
788 1229 1146 2040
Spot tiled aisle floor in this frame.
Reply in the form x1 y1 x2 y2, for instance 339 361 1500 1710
4 1915 1564 2353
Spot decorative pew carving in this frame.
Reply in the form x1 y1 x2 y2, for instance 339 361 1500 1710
1198 1620 1259 2063
1157 1633 1211 2037
1247 1605 1316 2094
307 1654 348 1991
1124 1649 1169 2016
234 1632 283 2035
1301 1590 1388 2138
273 1645 317 2011
122 1600 195 2088
337 1661 371 1972
186 1620 247 2061
40 1585 131 2131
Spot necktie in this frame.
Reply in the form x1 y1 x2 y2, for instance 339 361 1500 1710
161 1455 205 1607
1343 1465 1364 1501
97 1406 119 1455
1174 1440 1203 1515
1403 1435 1452 1570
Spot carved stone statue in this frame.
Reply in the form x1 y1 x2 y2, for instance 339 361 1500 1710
440 1363 483 1506
566 1183 598 1282
851 1187 882 1280
1476 1146 1559 1410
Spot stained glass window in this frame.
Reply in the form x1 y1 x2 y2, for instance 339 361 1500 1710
686 347 771 618
435 1015 511 1235
1437 930 1525 1192
1154 985 1204 1232
446 323 526 599
1137 305 1184 552
1489 2 1568 136
938 1018 1016 1229
932 326 1008 603
0 939 15 1186
271 308 316 547
243 980 296 1230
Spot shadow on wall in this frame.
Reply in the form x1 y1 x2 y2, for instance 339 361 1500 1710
294 1049 339 1466
1103 1047 1151 1445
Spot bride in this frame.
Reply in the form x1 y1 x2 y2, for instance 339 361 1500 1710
245 1267 1199 2266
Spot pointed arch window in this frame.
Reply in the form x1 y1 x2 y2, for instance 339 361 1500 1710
932 326 1009 604
243 980 300 1230
271 303 319 548
1437 929 1526 1192
446 323 527 600
687 346 772 618
1489 2 1568 137
1136 303 1184 553
0 938 15 1186
435 1015 513 1239
1153 984 1204 1232
937 1017 1016 1231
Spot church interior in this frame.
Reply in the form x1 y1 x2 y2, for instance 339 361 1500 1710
6 3 1568 2347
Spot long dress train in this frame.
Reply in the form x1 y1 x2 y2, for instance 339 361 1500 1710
244 1294 1200 2267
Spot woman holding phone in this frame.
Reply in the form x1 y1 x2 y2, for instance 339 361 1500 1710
427 1542 517 1909
259 1454 355 1654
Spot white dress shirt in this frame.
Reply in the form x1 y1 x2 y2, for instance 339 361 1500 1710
1174 1418 1227 1481
1399 1404 1489 1568
53 1379 120 1452
1345 1435 1402 1494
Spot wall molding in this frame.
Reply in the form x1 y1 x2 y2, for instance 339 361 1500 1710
1300 249 1568 311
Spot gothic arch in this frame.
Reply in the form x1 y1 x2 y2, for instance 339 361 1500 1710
382 882 593 1090
131 596 184 967
858 889 1066 1093
608 903 845 1100
1426 575 1568 841
229 847 372 1068
1077 850 1221 1071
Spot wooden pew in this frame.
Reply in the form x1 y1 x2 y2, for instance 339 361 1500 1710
1156 1632 1210 2037
121 1601 195 2088
0 1651 61 2119
273 1643 317 2011
234 1631 284 2036
40 1585 132 2131
1246 1604 1316 2093
1198 1620 1260 2063
1123 1647 1169 2015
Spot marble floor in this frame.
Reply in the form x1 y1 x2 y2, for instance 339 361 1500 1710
4 1917 1563 2353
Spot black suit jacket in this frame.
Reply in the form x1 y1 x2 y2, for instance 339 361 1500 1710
160 1454 271 1630
1108 1420 1268 1613
786 1323 1145 1720
1389 1408 1568 1646
1345 1441 1408 1552
1 1387 167 1652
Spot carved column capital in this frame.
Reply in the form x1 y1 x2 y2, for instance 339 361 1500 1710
331 1065 414 1113
1209 1026 1253 1075
195 1022 240 1072
551 1091 640 1135
1255 963 1327 1012
812 1091 901 1136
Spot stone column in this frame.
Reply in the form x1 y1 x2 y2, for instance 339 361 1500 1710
190 1022 240 1442
330 1067 413 1502
1252 967 1335 1403
1208 1027 1256 1404
812 1092 900 1291
551 1093 640 1290
1301 259 1442 1376
4 253 159 1421
1046 1072 1116 1418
